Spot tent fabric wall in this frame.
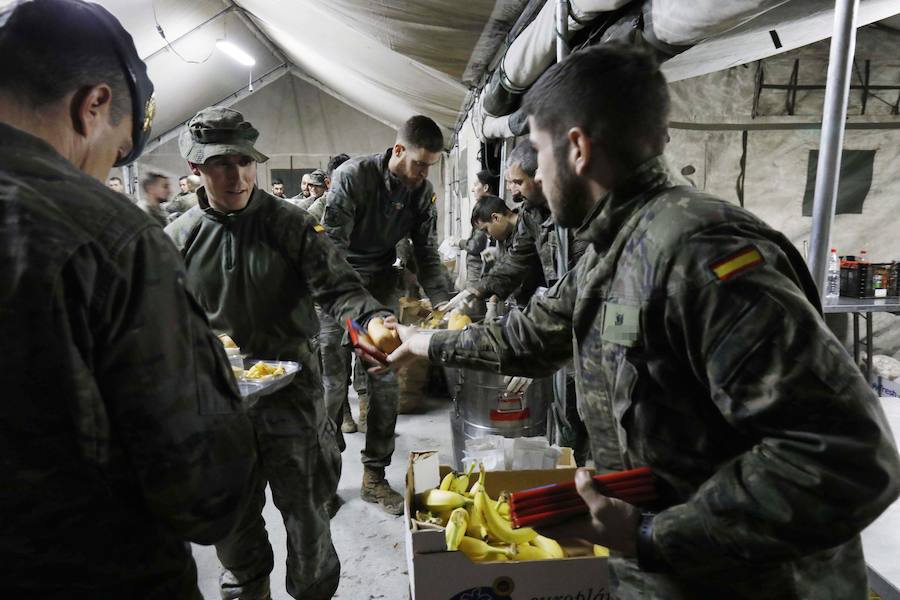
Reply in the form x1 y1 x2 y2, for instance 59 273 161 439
137 73 397 192
664 26 900 359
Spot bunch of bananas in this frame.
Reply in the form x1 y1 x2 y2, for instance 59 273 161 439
416 464 609 563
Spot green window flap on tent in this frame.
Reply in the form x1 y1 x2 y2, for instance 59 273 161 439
802 149 875 216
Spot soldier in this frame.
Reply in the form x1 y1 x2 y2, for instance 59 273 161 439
321 115 453 514
306 155 351 224
106 174 125 192
139 170 171 227
0 1 256 597
461 170 500 304
296 168 327 212
387 45 900 598
271 177 285 198
457 194 545 309
166 106 390 600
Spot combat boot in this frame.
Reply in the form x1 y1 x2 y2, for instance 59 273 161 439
340 400 357 433
361 466 404 515
357 393 368 433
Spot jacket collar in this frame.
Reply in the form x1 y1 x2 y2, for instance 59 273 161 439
0 121 76 177
575 155 676 253
198 185 266 224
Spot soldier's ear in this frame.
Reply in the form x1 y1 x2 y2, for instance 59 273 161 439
187 161 202 176
393 142 406 158
568 127 591 177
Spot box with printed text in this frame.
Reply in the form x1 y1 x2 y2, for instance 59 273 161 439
404 451 609 600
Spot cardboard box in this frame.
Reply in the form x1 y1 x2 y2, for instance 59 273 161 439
873 375 900 398
404 451 609 600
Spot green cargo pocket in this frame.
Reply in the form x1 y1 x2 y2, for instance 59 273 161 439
313 419 342 506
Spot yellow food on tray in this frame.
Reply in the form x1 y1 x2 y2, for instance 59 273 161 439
448 311 472 331
244 361 286 379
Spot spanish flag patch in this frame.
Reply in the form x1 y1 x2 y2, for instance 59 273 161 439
313 223 326 233
710 246 764 281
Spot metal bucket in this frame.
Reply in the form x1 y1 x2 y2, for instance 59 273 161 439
445 367 551 469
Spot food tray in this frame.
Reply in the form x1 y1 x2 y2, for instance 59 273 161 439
236 359 301 406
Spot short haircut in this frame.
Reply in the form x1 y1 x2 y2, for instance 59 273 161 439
272 178 284 186
107 176 122 184
178 175 188 183
327 153 351 176
397 115 444 153
506 142 537 178
471 194 512 228
0 1 131 124
522 44 669 169
141 171 167 192
475 170 500 196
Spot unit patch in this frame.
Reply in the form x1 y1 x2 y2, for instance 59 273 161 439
710 246 765 281
313 223 325 233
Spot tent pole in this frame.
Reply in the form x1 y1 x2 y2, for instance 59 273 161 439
550 0 570 448
808 0 860 298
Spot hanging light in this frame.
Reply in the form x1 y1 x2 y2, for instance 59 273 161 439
216 40 256 67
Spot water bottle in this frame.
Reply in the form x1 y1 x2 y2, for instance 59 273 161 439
826 248 840 299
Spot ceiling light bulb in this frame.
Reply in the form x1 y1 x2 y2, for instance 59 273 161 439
216 40 256 67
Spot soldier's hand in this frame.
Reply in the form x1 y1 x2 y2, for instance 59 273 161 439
381 330 431 372
480 246 500 265
537 469 641 556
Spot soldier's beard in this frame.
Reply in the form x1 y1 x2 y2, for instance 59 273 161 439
548 157 594 228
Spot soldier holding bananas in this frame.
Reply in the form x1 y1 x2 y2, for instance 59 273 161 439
384 45 900 599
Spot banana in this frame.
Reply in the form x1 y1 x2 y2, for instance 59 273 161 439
465 498 488 540
457 536 514 562
439 472 455 491
531 534 565 559
477 487 537 545
418 489 471 512
467 480 482 498
593 544 610 557
512 542 555 561
450 462 476 494
445 508 468 551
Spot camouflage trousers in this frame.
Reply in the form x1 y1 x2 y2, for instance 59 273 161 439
319 275 399 469
215 353 341 600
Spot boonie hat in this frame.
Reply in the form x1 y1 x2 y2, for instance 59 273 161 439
308 169 327 186
179 107 269 164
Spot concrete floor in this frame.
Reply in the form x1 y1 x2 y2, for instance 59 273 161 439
192 391 454 600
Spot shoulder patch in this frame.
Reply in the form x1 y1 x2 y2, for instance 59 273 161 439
710 246 764 281
431 193 437 204
313 223 326 233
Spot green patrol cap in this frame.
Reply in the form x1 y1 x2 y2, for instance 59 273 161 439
179 107 269 164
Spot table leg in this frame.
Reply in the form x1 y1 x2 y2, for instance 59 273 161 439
867 313 874 381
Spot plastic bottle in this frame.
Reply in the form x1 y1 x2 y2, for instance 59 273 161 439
826 248 840 299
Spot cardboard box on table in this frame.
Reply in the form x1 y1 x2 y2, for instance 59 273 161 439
404 451 609 600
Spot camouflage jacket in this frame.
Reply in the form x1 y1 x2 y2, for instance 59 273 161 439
471 209 546 304
464 229 490 289
305 192 327 222
166 187 388 364
428 156 900 597
323 149 452 303
0 123 256 597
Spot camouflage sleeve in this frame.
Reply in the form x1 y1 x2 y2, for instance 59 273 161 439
651 228 900 576
307 196 326 222
289 213 389 325
96 226 256 545
322 167 356 254
410 185 452 304
428 263 579 377
472 216 542 299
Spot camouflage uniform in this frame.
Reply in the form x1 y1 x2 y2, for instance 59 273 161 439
427 156 900 598
0 122 256 598
305 192 327 223
167 186 388 600
471 208 546 305
321 149 452 473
